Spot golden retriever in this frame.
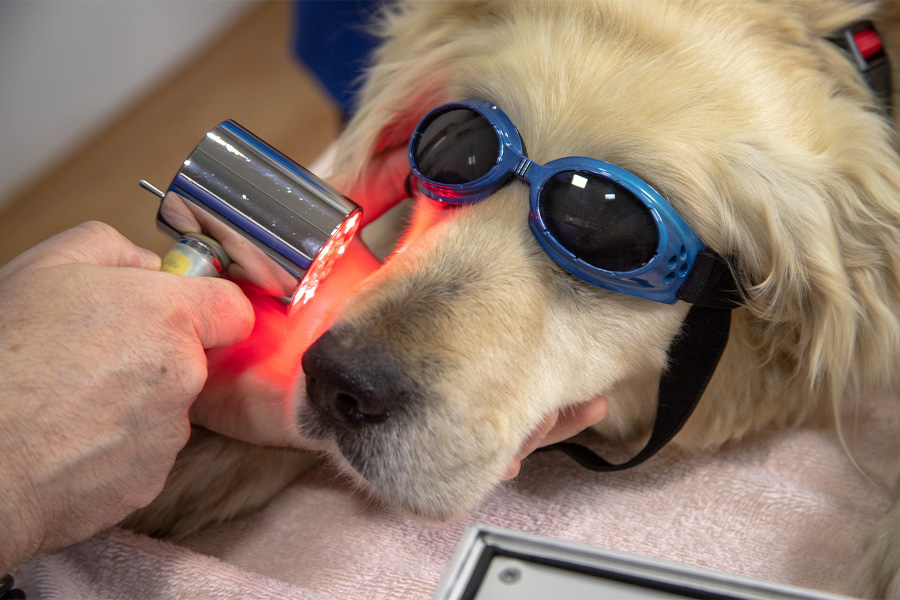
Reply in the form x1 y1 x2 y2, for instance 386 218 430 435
129 0 900 595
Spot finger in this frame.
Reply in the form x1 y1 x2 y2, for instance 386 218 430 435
26 221 161 270
189 359 306 448
329 145 411 227
189 238 382 447
504 459 523 480
520 413 559 456
172 276 256 349
502 397 609 480
539 396 609 448
503 413 557 480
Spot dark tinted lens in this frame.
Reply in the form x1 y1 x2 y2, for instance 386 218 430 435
413 108 500 184
541 171 659 271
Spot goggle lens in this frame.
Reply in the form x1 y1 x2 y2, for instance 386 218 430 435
540 171 659 272
412 108 500 184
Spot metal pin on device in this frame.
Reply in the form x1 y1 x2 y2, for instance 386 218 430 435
140 180 231 278
141 120 361 311
139 180 165 198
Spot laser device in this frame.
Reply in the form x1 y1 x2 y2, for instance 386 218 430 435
140 120 361 311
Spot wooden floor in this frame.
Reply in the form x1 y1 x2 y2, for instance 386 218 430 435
0 0 342 265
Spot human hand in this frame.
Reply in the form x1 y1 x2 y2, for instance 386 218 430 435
0 221 253 571
503 397 609 479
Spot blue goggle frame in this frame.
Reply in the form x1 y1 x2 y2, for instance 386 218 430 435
408 98 707 304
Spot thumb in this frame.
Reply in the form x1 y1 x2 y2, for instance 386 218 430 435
172 276 256 349
29 221 161 270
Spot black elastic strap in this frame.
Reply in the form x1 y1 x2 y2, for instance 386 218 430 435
675 250 741 308
535 251 737 471
536 304 731 471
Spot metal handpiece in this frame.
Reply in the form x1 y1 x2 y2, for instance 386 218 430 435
142 120 361 309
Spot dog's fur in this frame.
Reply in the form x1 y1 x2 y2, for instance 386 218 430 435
129 0 900 595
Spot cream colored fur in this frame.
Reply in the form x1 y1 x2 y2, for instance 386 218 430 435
125 428 316 538
130 0 900 595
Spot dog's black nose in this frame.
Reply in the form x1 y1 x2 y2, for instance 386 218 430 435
301 329 401 430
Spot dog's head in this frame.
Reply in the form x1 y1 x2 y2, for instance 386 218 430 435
295 0 900 518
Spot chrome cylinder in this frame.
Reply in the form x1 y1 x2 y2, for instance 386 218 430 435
152 120 360 299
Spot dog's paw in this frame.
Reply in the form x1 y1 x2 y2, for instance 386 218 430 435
855 494 900 599
122 428 318 539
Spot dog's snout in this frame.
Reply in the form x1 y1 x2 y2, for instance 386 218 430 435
302 330 404 430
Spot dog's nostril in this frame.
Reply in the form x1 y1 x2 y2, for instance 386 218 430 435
302 330 402 431
335 392 391 425
309 384 392 430
335 393 356 416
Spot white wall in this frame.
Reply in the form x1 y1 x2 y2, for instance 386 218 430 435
0 0 257 211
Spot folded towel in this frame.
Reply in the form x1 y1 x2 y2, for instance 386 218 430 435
16 390 900 599
17 527 332 600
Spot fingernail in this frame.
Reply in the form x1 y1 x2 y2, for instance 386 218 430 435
139 247 162 270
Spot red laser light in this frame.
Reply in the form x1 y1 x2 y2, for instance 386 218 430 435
291 210 363 311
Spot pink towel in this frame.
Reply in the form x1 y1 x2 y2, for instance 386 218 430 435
15 390 900 599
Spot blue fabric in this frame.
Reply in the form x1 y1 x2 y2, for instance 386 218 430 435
292 1 382 119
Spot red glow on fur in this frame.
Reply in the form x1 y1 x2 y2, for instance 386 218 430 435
391 196 458 257
197 236 383 444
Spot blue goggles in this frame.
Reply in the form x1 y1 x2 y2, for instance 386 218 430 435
408 98 707 304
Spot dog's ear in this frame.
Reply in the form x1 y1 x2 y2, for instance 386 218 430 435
705 115 900 410
659 1 900 408
333 1 506 188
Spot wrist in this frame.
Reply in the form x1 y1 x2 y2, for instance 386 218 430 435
0 441 43 572
0 345 51 571
0 504 40 574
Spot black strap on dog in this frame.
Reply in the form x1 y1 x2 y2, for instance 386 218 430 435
536 251 739 471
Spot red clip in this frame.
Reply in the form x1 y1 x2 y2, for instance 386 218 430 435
853 28 882 60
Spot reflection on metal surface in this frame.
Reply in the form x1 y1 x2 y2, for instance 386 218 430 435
142 120 360 300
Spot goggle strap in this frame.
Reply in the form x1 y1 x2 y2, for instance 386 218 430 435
676 250 742 309
535 303 732 471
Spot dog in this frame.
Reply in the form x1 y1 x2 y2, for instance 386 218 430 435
128 0 900 595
